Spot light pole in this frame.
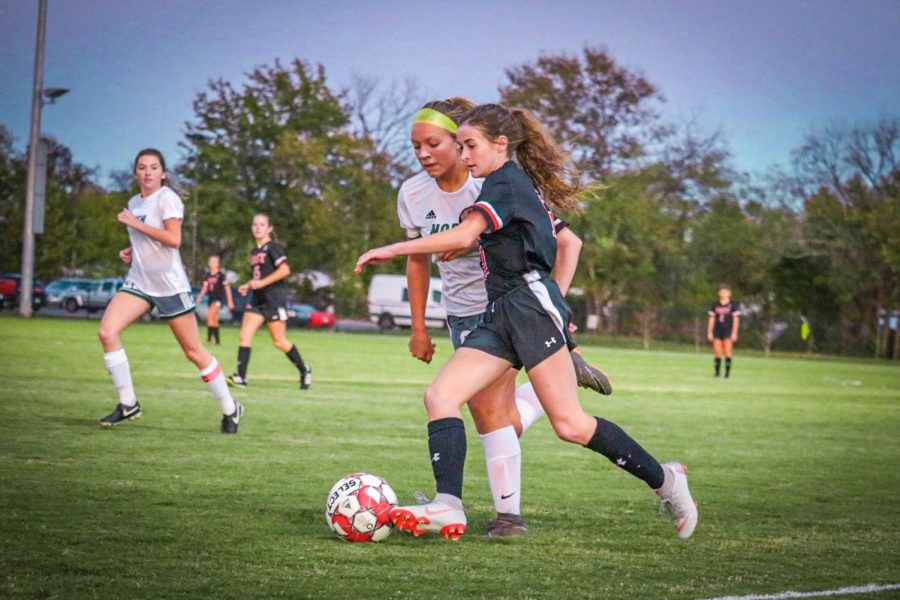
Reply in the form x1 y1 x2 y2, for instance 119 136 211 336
20 0 68 316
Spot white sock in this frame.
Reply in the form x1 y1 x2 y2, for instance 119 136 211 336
200 358 236 415
480 425 522 515
515 383 545 434
103 348 136 407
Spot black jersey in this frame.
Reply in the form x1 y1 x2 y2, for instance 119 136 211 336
709 301 741 336
202 270 228 302
249 241 289 306
461 161 558 301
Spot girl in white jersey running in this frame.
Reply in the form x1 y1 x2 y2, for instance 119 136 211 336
397 97 612 537
96 149 243 434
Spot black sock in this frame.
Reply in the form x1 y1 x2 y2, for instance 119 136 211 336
584 417 665 489
206 326 213 342
725 357 732 376
285 345 307 372
427 417 467 499
236 346 251 379
714 357 722 376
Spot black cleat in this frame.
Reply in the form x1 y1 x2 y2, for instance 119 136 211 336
221 401 244 434
227 373 247 388
300 366 312 390
486 513 529 538
571 351 613 395
99 402 143 427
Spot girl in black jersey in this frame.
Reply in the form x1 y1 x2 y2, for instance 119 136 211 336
228 213 312 390
707 284 741 377
356 104 698 541
195 255 234 345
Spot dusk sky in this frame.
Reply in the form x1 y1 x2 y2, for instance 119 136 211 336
1 0 898 185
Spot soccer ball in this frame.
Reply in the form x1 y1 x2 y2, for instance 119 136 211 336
325 473 398 542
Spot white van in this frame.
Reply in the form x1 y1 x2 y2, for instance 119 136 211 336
367 274 446 330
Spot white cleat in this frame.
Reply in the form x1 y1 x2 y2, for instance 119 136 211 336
390 500 467 540
660 462 698 539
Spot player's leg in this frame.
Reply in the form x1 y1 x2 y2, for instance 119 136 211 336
468 370 529 537
97 292 152 425
712 338 723 376
391 348 513 540
527 347 698 539
168 311 242 433
723 338 733 378
230 310 264 386
267 319 312 389
207 301 221 344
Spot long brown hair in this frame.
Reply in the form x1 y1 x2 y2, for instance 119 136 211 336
458 104 580 211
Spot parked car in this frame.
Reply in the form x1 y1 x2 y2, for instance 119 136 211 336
46 278 91 307
194 293 233 322
286 302 336 328
58 277 124 313
0 274 47 311
367 273 446 330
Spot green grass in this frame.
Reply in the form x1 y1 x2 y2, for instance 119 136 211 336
0 316 898 599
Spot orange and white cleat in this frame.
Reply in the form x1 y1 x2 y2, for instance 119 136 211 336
659 462 698 539
390 500 467 540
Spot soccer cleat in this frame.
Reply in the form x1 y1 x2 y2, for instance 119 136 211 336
486 512 529 538
227 373 247 388
390 500 467 540
99 402 142 427
300 366 312 390
571 351 613 395
659 462 698 539
221 401 244 434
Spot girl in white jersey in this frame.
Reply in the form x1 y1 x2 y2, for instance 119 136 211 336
97 149 243 434
397 98 612 537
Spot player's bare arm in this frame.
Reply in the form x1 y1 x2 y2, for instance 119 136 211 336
356 212 487 272
407 253 436 364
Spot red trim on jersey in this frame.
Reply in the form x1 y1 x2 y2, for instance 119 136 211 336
274 256 288 267
470 202 502 231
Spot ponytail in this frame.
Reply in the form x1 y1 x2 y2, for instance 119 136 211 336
458 104 580 212
509 108 579 212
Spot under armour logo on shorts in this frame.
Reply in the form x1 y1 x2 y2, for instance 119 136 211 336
431 453 440 463
544 337 557 348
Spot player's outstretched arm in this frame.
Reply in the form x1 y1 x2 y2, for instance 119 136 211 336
355 212 486 273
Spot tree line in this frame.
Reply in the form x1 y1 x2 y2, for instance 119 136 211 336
0 49 897 357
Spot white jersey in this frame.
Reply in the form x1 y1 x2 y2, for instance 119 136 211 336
124 186 192 296
397 171 487 317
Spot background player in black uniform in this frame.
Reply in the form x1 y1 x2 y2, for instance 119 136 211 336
228 213 312 390
707 284 741 377
356 103 697 541
195 255 233 344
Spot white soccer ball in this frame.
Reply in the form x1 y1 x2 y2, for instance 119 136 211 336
325 473 398 542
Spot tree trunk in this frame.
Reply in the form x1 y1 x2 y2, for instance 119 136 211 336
892 310 900 360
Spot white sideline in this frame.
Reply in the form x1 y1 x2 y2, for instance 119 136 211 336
701 583 900 600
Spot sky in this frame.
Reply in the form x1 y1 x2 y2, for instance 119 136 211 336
1 0 898 185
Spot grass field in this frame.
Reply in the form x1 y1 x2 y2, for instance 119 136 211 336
1 316 898 599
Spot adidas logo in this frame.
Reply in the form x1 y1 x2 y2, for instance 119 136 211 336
425 210 437 219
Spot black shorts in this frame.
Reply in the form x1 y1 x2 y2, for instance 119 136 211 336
248 303 289 322
208 295 226 306
462 272 573 371
713 325 733 340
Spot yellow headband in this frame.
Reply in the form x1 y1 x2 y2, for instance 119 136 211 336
413 108 458 134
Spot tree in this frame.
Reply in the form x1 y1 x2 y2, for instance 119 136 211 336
500 47 665 177
181 59 401 313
